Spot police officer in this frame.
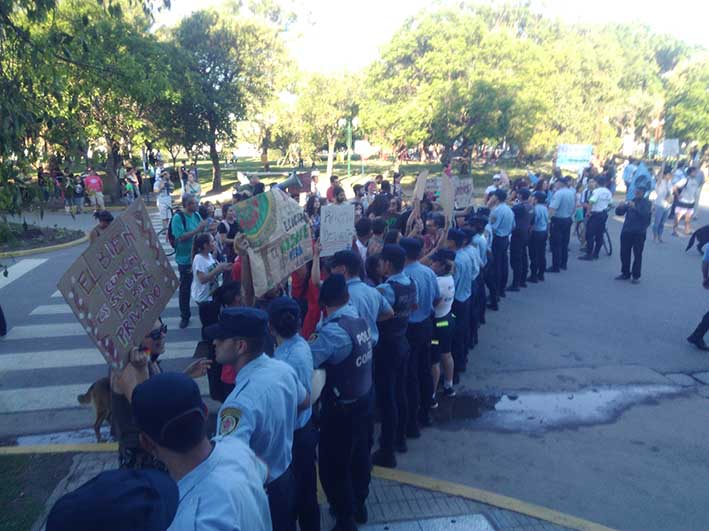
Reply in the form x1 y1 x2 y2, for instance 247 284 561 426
267 297 320 531
371 244 417 468
205 307 307 531
509 188 532 290
548 177 576 272
445 229 473 380
469 215 490 322
330 250 394 347
400 237 439 430
309 274 374 531
129 373 272 530
488 189 515 297
461 228 482 348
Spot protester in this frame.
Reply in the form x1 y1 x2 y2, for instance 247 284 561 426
191 233 232 333
206 307 307 531
446 228 473 381
652 167 673 243
354 218 372 264
154 169 173 229
89 210 113 243
579 176 613 260
528 191 549 283
332 185 347 204
687 245 709 351
172 194 209 328
326 175 340 202
305 195 323 239
367 217 387 257
547 177 576 272
217 204 239 263
615 183 652 284
509 188 531 290
672 167 699 236
309 274 374 529
186 171 202 203
84 167 105 210
267 297 320 531
429 249 457 402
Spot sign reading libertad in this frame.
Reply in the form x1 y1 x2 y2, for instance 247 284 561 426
57 199 178 369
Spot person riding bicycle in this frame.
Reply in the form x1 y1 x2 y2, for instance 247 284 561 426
579 176 613 261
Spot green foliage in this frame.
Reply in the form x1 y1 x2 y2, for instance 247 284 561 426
666 56 709 145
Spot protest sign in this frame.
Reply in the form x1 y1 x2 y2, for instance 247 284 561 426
233 189 313 297
661 138 680 158
57 199 178 369
320 203 355 257
556 144 593 169
424 175 474 208
412 170 429 201
440 173 455 223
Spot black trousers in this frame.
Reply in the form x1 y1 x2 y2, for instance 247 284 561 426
492 235 510 296
267 465 297 531
528 231 547 279
620 232 646 279
374 340 408 453
475 274 486 323
177 263 193 321
293 419 320 531
484 258 498 308
319 394 372 528
451 299 470 372
550 217 572 269
585 212 608 257
510 233 529 287
406 319 433 425
469 276 481 346
690 311 709 340
0 304 6 336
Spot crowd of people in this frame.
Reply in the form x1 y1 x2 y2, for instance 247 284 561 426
46 152 709 531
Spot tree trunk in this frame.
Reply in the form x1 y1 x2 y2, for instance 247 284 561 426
103 139 122 201
209 138 222 192
326 136 336 177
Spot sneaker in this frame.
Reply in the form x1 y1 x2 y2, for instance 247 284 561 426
354 504 368 525
687 336 709 351
615 275 630 281
443 386 457 398
371 449 397 468
179 318 190 329
430 396 439 409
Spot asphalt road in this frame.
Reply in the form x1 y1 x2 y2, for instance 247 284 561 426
2 205 709 530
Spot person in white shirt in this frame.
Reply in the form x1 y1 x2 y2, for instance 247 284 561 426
429 249 457 404
652 167 673 242
673 167 700 236
191 233 232 330
153 169 173 229
579 176 613 260
354 217 371 267
484 174 501 199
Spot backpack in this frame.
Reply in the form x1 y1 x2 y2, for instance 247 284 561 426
167 210 187 249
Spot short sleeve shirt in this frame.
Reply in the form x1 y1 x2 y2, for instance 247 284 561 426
273 335 314 429
346 278 392 346
171 211 202 266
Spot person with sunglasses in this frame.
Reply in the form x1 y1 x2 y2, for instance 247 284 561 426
110 318 211 470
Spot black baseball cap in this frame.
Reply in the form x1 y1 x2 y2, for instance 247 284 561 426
132 372 207 452
46 469 178 531
204 307 268 341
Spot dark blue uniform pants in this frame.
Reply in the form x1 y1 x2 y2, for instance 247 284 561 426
319 394 372 528
492 235 510 296
549 217 572 270
293 419 320 531
528 231 547 279
267 465 296 531
374 341 408 454
452 298 470 373
406 318 433 427
510 233 529 288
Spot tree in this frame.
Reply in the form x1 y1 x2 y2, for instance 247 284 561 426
170 9 285 191
665 56 709 145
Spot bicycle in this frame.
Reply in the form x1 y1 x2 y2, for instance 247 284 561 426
575 206 613 257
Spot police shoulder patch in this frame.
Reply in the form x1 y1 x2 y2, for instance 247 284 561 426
219 407 242 436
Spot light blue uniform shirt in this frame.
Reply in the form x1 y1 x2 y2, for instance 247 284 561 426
453 249 473 302
549 187 576 219
532 204 549 232
404 261 439 323
274 334 313 429
346 277 392 346
168 438 272 531
216 354 306 483
462 244 481 281
472 234 488 267
377 272 415 308
490 203 515 237
310 304 362 367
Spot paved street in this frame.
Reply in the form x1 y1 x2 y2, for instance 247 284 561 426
3 205 709 530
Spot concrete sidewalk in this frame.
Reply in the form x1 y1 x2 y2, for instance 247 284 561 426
31 452 574 531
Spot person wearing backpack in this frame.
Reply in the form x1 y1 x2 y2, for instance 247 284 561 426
172 193 210 329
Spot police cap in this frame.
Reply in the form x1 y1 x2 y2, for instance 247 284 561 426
267 296 301 320
319 273 349 307
204 307 268 341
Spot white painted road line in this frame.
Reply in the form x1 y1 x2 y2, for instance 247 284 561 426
0 341 197 371
0 377 209 414
31 299 181 316
3 317 200 340
51 290 62 298
0 259 48 290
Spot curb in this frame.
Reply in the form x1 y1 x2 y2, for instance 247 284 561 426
1 443 615 531
0 233 89 259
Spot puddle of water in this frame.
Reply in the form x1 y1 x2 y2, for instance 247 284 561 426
16 427 112 446
433 385 688 432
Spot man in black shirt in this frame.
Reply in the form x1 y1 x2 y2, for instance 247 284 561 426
509 189 532 291
615 183 652 284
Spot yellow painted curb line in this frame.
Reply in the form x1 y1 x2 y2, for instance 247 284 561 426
0 443 614 530
0 233 89 259
372 467 616 531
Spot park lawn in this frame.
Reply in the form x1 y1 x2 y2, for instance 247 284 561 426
0 453 74 531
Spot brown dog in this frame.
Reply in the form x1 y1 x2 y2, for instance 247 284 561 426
77 377 112 442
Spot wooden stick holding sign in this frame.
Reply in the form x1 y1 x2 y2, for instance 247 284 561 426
412 169 429 202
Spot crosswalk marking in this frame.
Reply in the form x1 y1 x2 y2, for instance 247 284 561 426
31 299 181 316
0 378 210 414
51 290 62 298
0 259 48 290
0 341 198 371
3 317 199 340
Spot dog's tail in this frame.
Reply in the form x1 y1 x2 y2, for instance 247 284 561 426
77 382 95 405
686 231 697 252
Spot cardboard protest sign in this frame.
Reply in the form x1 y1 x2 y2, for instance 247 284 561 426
453 177 475 208
57 199 178 369
661 138 680 158
439 173 455 223
412 170 429 201
556 144 593 169
320 203 355 257
232 189 313 297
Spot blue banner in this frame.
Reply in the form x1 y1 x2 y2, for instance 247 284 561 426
557 144 593 170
